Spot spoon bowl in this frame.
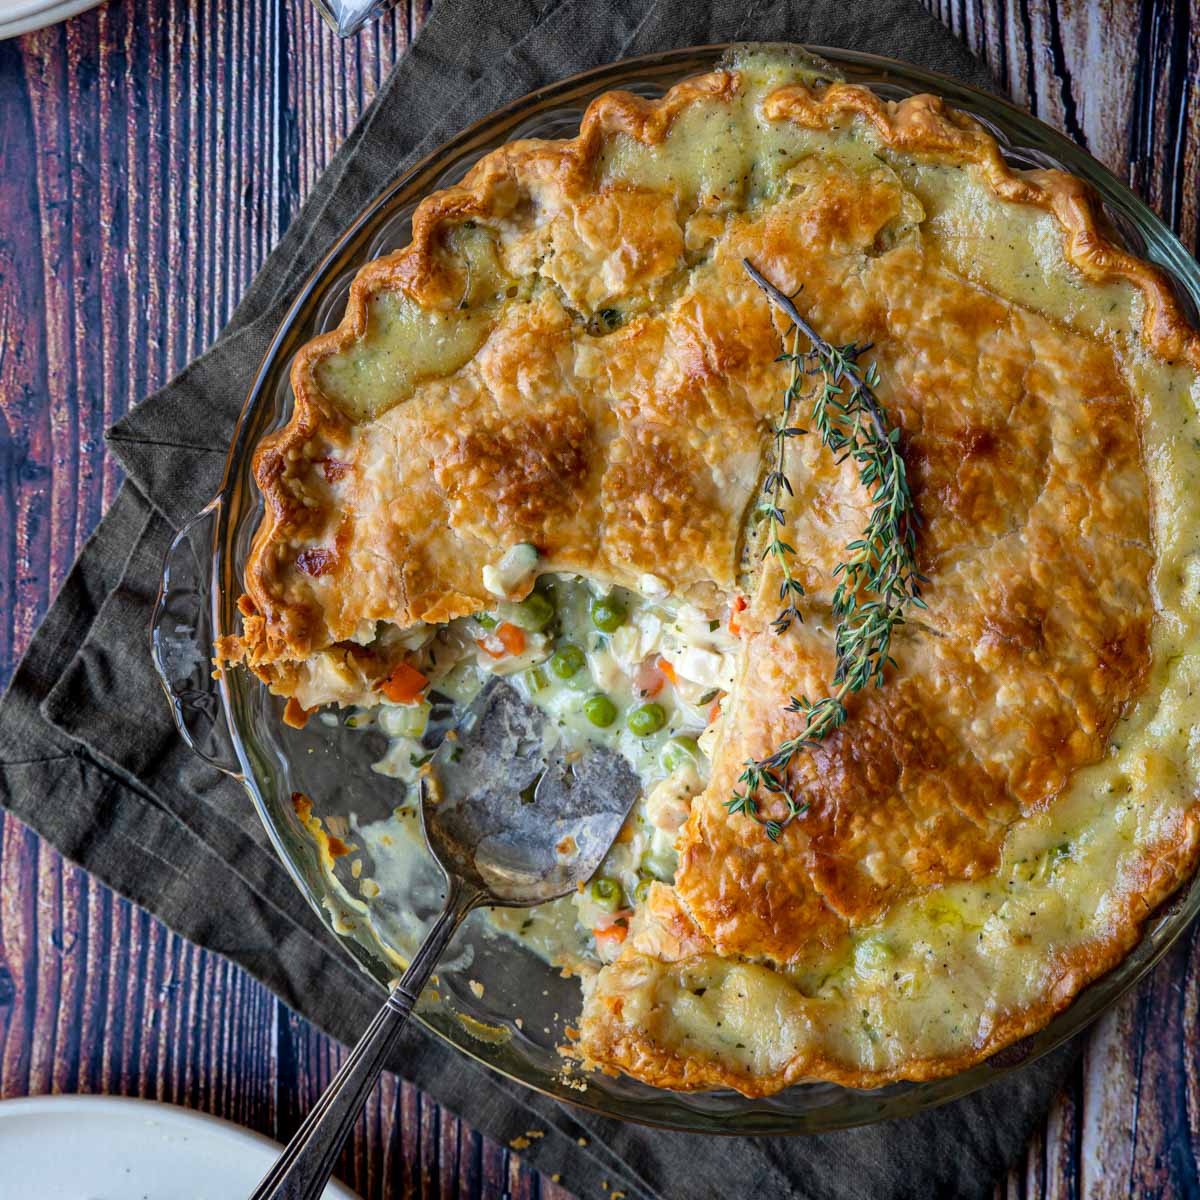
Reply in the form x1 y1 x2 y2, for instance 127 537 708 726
420 678 644 905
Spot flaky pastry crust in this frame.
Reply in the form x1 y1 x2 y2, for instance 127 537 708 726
220 60 1200 1093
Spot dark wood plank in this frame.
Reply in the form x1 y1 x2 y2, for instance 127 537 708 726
2 2 1200 1198
0 0 552 1195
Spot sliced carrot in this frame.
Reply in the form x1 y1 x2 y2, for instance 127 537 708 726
657 656 678 687
728 594 748 636
496 622 526 656
476 621 527 659
707 694 724 726
594 923 628 950
380 661 429 704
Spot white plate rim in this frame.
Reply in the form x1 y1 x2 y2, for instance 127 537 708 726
0 0 104 41
0 1093 361 1199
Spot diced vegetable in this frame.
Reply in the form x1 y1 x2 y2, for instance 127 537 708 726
589 876 623 911
661 735 701 772
473 611 499 629
627 702 666 737
634 659 665 699
525 666 550 693
380 700 431 738
590 596 626 633
496 622 526 655
379 661 428 704
657 656 678 687
583 694 618 727
633 875 653 904
549 643 585 679
594 923 627 951
511 592 555 631
728 594 748 635
479 622 527 658
641 845 676 882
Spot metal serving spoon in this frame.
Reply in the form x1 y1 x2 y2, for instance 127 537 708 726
250 678 642 1200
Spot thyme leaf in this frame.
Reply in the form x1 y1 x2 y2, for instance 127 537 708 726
727 260 926 841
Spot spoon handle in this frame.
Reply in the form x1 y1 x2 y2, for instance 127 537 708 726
250 880 475 1200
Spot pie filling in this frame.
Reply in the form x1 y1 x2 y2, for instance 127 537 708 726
221 48 1200 1094
335 567 737 966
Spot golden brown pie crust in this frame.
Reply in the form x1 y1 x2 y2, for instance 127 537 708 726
219 64 1200 1094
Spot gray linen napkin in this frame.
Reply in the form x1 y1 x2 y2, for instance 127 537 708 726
0 1 1079 1196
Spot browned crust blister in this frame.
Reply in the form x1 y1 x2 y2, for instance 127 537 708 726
221 65 1200 1092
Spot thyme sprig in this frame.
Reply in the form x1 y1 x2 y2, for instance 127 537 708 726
726 260 926 841
757 323 808 636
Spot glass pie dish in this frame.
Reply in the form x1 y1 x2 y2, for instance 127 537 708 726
151 43 1200 1134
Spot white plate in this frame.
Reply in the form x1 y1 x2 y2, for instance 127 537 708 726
0 1095 361 1199
0 0 104 40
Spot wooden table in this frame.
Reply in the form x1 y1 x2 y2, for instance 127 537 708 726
1 1 1197 1196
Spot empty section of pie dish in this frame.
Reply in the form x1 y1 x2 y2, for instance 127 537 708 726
151 44 1200 1132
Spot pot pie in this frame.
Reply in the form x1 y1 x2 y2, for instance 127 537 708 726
219 48 1200 1096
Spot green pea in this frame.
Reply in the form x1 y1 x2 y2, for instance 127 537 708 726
661 735 701 772
590 596 626 633
589 876 622 911
627 702 666 737
511 592 555 631
633 875 653 904
549 643 586 679
583 694 618 728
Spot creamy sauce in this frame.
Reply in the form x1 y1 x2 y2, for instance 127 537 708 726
316 292 495 422
340 573 736 967
316 223 513 422
902 162 1142 340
